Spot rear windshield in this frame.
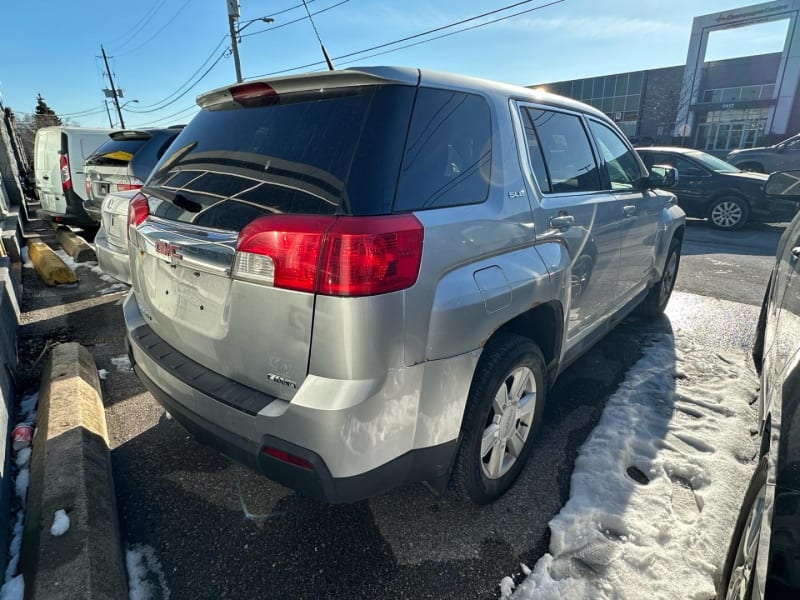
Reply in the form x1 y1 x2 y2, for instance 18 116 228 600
85 138 148 167
145 85 416 229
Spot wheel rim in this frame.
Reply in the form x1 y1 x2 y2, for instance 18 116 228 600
726 482 767 599
481 366 536 480
660 251 678 305
711 201 743 229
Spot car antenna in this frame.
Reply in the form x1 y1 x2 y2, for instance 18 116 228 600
301 0 335 71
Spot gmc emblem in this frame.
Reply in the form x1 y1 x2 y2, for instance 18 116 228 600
155 240 183 262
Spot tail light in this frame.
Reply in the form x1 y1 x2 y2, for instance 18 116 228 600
115 177 144 193
59 154 71 191
127 192 150 240
233 214 424 297
85 178 91 199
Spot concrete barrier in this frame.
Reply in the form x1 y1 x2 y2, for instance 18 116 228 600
55 228 96 263
20 343 127 599
26 239 76 286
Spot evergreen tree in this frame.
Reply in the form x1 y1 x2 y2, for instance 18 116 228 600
33 94 61 128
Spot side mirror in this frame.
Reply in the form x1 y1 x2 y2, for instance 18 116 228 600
648 165 678 189
764 170 800 197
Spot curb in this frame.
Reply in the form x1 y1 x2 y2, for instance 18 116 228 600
26 240 76 286
20 343 127 599
55 229 96 263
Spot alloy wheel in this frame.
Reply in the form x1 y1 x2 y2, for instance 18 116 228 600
480 366 537 480
660 251 678 305
711 201 744 229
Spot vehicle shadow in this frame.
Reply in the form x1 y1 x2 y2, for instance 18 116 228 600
111 315 678 599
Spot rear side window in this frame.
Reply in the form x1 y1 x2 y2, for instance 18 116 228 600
522 108 601 194
394 88 492 211
146 85 415 229
85 138 147 167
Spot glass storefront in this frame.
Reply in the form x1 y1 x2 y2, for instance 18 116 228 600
694 107 771 151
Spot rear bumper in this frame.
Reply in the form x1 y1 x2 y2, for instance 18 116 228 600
124 293 473 503
38 189 96 226
95 226 131 285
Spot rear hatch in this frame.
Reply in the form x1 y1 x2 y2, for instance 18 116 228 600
128 72 419 400
85 131 152 211
101 190 137 250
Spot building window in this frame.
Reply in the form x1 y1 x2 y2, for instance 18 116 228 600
694 107 770 151
700 83 775 104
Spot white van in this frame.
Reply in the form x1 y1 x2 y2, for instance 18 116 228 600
34 127 113 226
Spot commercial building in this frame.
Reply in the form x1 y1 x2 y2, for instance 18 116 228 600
531 0 800 153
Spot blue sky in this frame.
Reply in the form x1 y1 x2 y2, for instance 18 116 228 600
0 0 791 128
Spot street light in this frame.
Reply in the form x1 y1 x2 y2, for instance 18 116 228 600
228 15 275 83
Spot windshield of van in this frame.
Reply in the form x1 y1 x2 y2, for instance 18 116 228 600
145 85 416 230
685 150 741 173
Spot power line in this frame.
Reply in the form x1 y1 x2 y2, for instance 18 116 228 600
241 0 350 39
133 103 198 127
125 48 229 114
108 0 170 54
249 0 564 78
126 35 229 111
340 0 566 66
115 0 194 58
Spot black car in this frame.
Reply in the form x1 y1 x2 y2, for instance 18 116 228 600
718 170 800 598
637 147 798 230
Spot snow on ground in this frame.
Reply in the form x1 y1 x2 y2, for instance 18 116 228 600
507 332 758 600
19 248 32 270
111 356 132 372
98 369 109 380
126 545 170 600
49 510 70 537
0 575 24 600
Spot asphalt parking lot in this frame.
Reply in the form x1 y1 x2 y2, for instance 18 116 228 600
15 218 781 599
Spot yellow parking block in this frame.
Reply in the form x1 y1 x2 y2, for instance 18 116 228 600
27 239 76 286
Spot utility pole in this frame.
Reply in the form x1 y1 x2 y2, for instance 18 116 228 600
103 100 114 128
227 0 243 83
101 45 125 128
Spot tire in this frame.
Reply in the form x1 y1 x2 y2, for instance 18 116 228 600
737 162 765 173
638 238 681 318
708 196 750 230
718 457 769 599
451 333 546 504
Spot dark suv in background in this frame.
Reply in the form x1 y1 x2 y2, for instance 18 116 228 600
83 127 183 221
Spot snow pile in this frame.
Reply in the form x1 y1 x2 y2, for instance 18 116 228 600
510 333 758 600
1 392 40 600
98 369 109 380
49 510 70 537
126 545 170 600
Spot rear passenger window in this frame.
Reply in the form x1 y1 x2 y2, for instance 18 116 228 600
522 108 601 194
394 88 492 211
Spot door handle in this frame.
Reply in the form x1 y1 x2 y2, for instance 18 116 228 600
549 215 574 230
42 175 49 180
623 205 637 218
791 246 800 260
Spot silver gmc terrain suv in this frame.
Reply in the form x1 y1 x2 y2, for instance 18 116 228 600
124 67 685 504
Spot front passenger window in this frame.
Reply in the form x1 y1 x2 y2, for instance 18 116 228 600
588 121 644 191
